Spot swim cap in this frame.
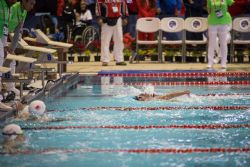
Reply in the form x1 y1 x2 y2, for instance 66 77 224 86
2 124 23 136
28 100 46 116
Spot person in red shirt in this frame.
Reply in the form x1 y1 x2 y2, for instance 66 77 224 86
96 0 129 66
136 0 157 40
228 0 249 16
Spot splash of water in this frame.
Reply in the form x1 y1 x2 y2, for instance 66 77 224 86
142 85 155 95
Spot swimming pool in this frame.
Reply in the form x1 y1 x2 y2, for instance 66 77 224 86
1 70 250 167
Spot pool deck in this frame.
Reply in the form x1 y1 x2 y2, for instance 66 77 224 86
66 62 250 74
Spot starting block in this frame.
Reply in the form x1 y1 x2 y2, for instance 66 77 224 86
0 66 11 73
9 33 56 54
6 54 37 63
24 29 73 49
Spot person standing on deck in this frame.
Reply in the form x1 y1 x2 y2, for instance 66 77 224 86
96 0 128 66
0 0 17 109
207 0 234 69
6 0 36 98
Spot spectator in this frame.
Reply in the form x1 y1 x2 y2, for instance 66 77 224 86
85 0 96 16
228 0 249 16
75 0 93 26
124 0 138 37
136 0 157 40
207 0 234 69
157 0 182 40
157 0 182 17
96 0 128 66
57 0 65 17
183 0 204 40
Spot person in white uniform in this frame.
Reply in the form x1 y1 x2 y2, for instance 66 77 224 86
96 0 128 66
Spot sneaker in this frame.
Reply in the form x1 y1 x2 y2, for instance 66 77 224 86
116 62 127 66
102 62 108 66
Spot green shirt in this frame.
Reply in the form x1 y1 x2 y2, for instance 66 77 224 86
0 0 11 38
9 2 27 33
207 0 234 25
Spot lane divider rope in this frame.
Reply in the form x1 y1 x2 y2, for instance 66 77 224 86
98 72 250 77
54 93 250 98
197 93 250 96
121 81 250 86
22 124 250 130
48 106 250 112
1 147 250 155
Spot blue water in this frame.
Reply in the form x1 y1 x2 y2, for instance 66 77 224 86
1 80 250 167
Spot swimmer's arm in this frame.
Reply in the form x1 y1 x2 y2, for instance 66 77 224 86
158 90 190 100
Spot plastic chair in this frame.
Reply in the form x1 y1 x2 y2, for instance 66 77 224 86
230 17 250 62
130 17 161 63
160 17 185 62
184 17 208 62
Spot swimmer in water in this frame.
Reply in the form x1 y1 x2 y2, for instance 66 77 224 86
134 90 191 101
17 100 47 120
16 100 69 122
1 124 25 153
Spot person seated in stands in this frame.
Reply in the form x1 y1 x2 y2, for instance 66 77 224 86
75 0 93 26
1 124 25 153
41 15 65 42
134 90 190 101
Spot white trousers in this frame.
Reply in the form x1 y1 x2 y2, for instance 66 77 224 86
208 25 231 67
101 18 124 63
0 38 5 77
0 38 16 91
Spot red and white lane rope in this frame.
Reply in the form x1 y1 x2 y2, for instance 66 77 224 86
1 147 250 155
55 93 250 98
22 124 250 130
197 93 250 96
98 72 250 77
122 81 250 86
48 106 250 112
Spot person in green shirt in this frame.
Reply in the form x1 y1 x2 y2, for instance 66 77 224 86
4 0 35 98
207 0 234 69
0 0 17 109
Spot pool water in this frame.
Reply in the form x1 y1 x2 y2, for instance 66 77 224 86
0 75 250 167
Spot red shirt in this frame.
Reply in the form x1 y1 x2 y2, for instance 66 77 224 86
57 0 65 16
136 0 157 18
96 0 129 18
228 0 249 16
126 0 138 14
